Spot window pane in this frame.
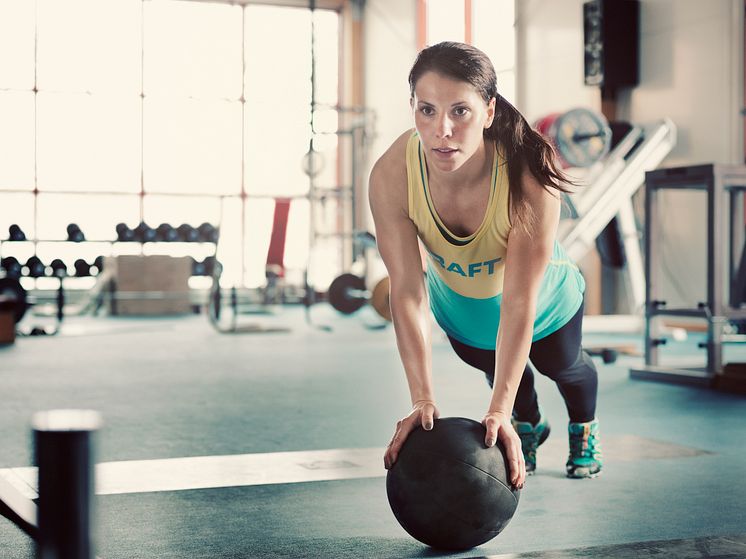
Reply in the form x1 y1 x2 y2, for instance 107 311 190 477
473 0 515 72
0 193 35 241
144 0 242 99
36 92 141 192
37 0 142 95
0 91 35 189
310 132 339 190
427 0 465 45
35 193 140 241
313 10 339 106
242 197 275 288
245 5 312 197
285 198 310 274
215 197 244 287
0 0 35 89
143 98 242 195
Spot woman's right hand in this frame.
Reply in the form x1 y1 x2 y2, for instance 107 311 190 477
384 400 440 469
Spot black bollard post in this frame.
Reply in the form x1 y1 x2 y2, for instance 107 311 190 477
33 410 102 559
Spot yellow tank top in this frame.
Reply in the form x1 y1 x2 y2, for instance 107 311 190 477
406 131 510 299
404 130 585 348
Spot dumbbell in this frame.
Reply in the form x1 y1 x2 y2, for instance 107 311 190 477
25 256 46 278
191 257 206 276
134 222 157 243
50 259 68 278
202 256 216 276
197 223 219 243
1 256 22 280
8 224 26 242
93 255 104 274
116 223 136 242
66 223 85 243
74 259 91 277
190 257 217 276
177 224 200 243
0 277 29 323
327 273 391 321
156 223 179 242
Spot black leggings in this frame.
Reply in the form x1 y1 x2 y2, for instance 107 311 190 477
447 303 597 424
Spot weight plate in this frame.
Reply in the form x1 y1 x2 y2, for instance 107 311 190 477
0 277 28 323
371 276 392 322
553 108 611 168
328 273 366 315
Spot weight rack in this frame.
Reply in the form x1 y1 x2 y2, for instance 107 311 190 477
630 163 746 390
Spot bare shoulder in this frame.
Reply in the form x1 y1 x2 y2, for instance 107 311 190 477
521 167 561 205
369 129 413 216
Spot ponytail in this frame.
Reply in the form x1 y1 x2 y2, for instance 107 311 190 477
487 94 574 232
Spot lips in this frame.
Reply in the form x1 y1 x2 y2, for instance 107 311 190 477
433 146 458 159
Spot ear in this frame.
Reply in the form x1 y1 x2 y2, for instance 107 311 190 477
410 97 414 110
485 97 496 128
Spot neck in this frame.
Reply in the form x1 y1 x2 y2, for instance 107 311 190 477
427 139 493 190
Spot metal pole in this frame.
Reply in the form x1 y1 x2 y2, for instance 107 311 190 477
33 409 102 559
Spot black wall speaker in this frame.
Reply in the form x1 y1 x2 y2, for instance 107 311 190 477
583 0 640 89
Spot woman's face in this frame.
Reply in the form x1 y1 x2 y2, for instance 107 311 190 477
411 70 495 173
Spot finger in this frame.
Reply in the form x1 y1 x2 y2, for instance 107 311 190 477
422 409 434 431
508 437 525 488
387 420 415 467
384 422 402 469
484 422 498 447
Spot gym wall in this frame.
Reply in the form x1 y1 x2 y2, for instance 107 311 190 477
517 0 743 311
362 0 418 178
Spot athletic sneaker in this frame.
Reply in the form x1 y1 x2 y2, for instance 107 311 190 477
566 419 603 478
511 411 551 475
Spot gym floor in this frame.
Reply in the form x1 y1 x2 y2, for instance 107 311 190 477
1 307 746 559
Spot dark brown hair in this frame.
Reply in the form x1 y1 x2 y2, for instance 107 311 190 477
408 41 573 231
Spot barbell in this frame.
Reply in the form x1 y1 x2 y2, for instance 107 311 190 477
327 273 391 322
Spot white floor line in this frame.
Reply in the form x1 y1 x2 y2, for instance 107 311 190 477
0 447 387 498
0 435 711 500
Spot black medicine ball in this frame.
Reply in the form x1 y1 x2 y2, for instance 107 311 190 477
386 417 520 550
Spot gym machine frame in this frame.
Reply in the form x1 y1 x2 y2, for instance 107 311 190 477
630 163 746 388
559 118 677 315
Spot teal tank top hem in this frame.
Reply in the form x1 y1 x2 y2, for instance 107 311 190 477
426 241 585 350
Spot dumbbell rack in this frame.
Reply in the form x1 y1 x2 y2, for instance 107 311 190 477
629 164 746 390
0 227 219 325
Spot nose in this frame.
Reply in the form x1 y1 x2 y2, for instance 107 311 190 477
436 113 453 138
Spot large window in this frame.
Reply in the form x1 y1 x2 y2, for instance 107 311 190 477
0 0 341 289
422 0 516 104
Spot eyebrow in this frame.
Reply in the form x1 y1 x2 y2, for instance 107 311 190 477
417 100 470 107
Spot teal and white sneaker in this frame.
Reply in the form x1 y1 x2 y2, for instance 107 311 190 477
511 410 551 475
566 419 603 478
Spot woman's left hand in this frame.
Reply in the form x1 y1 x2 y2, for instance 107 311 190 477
481 411 525 489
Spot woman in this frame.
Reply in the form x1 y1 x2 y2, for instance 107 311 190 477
368 42 602 490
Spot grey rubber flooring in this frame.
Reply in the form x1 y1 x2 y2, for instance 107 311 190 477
1 307 745 558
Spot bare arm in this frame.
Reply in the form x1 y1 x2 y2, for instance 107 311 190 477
489 172 560 415
481 170 560 487
368 131 439 468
